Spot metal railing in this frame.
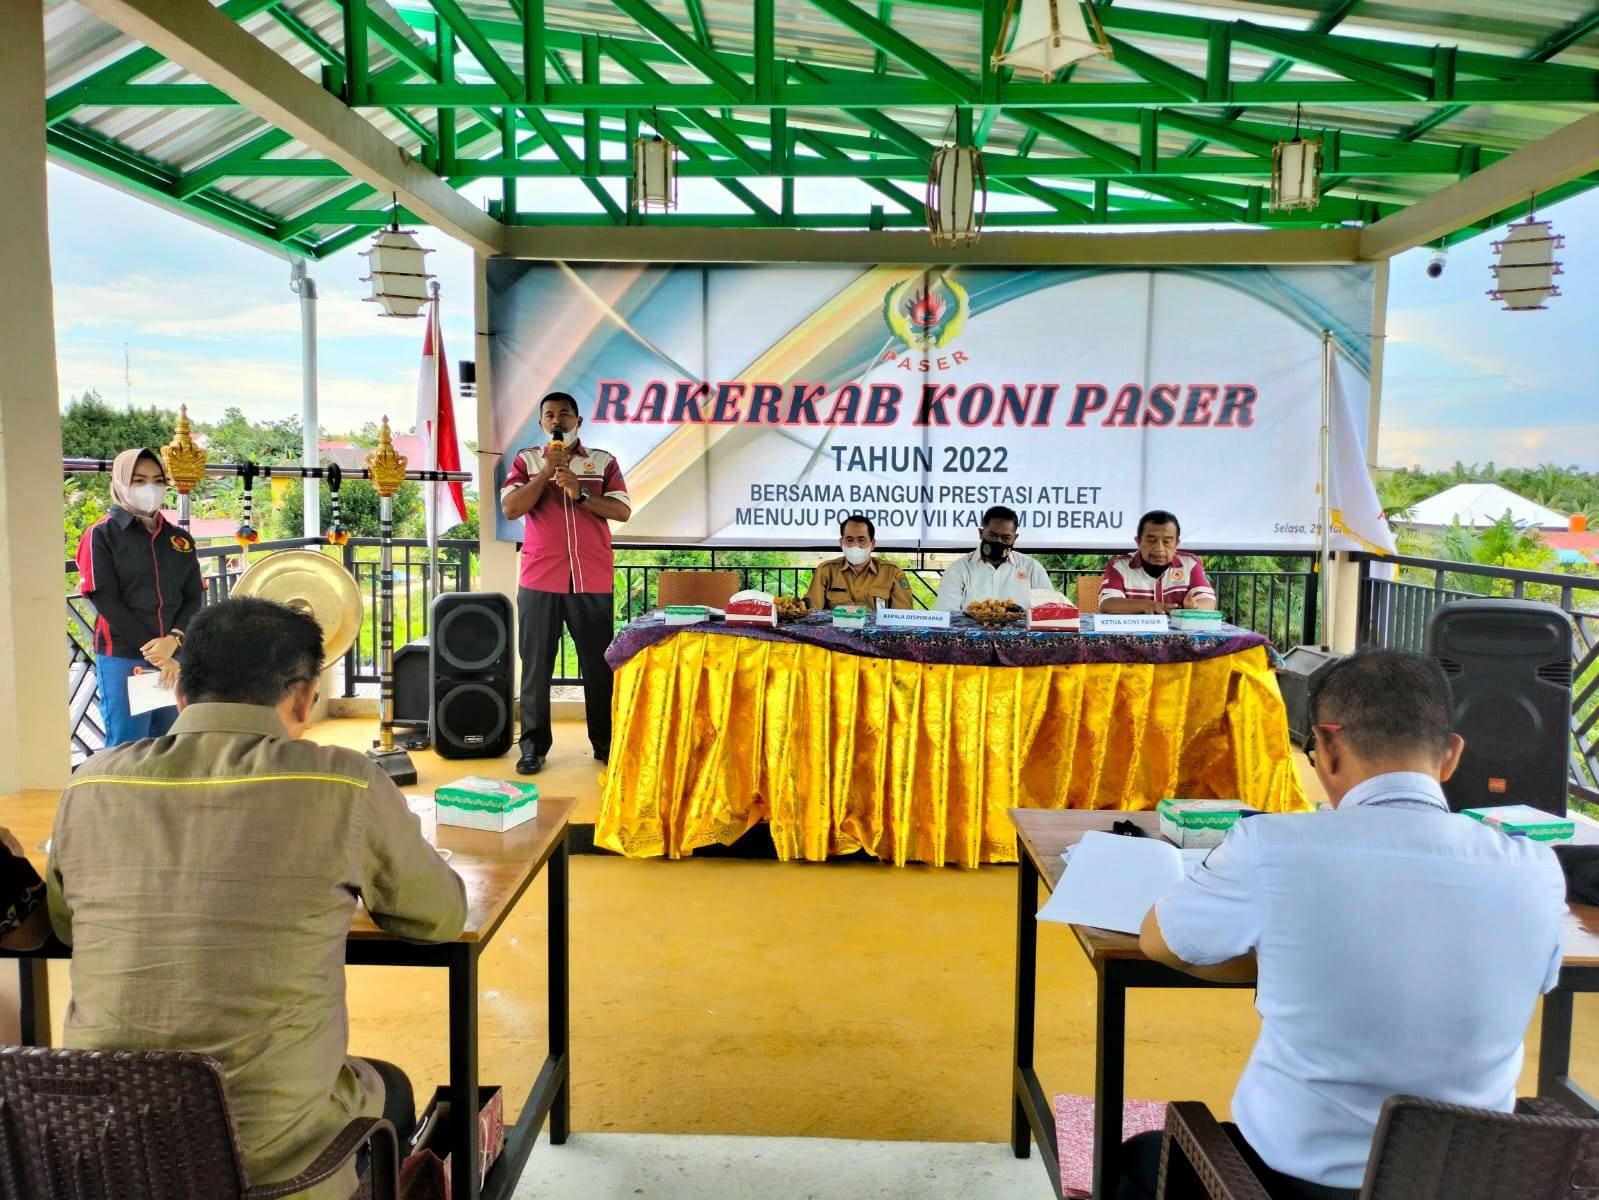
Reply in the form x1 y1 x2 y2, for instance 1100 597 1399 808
66 536 479 756
545 547 1318 683
1353 552 1599 803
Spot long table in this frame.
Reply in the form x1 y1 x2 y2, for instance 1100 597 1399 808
0 789 573 1200
598 615 1307 867
1007 807 1599 1200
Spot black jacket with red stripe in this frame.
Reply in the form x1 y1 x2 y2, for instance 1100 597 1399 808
75 508 204 659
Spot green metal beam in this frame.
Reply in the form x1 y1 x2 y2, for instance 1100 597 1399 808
523 0 546 102
684 0 713 48
608 0 748 97
808 0 977 101
1230 22 1430 98
520 106 626 220
1105 35 1206 102
602 39 770 172
342 0 370 104
45 0 277 125
429 0 520 95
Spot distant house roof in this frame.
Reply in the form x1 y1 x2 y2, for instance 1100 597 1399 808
1541 530 1599 565
1404 483 1567 530
317 435 473 488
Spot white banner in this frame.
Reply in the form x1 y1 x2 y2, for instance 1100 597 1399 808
489 262 1381 550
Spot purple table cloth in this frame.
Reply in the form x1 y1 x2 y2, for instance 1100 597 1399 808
606 612 1276 671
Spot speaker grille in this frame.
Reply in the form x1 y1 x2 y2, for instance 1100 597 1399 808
1537 661 1573 687
1436 657 1464 677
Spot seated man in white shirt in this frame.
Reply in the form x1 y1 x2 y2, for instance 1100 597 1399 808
1120 649 1567 1200
934 505 1052 611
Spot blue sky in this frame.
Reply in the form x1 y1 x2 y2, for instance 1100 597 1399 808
45 162 1598 470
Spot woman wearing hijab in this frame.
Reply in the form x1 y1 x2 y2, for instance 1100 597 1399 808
74 448 204 747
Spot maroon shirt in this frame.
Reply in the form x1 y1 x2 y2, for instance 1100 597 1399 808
499 440 630 593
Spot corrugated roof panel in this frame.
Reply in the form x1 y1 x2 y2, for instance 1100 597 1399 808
37 0 1599 249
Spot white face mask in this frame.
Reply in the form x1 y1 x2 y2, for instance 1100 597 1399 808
842 545 872 566
128 483 166 515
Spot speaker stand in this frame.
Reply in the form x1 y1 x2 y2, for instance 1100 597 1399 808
367 747 418 786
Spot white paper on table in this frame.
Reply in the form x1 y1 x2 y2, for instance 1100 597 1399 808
126 670 177 715
1038 831 1185 933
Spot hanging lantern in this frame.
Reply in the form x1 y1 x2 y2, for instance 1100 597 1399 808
991 0 1111 80
360 194 434 319
632 134 678 210
927 145 987 249
1489 208 1563 311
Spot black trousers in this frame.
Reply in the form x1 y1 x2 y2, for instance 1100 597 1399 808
354 1055 416 1174
1117 1126 1360 1200
517 586 614 757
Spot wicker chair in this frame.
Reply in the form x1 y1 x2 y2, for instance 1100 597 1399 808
0 1046 398 1200
1156 1094 1599 1200
656 570 742 610
1076 576 1102 614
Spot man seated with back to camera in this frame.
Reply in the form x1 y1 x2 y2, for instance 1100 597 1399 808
48 597 467 1200
1117 650 1567 1200
1099 509 1216 614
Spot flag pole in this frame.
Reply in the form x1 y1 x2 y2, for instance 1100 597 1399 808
427 281 442 603
1319 329 1334 649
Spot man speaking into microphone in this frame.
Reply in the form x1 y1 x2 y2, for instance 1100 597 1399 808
500 391 631 775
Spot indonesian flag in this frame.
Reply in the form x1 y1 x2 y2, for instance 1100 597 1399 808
416 298 468 529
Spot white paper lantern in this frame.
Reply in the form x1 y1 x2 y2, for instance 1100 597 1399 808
633 135 678 210
359 223 434 319
1271 137 1322 212
1489 217 1564 311
927 145 987 249
991 0 1110 80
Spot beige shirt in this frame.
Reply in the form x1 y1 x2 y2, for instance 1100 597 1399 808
47 703 467 1197
804 556 914 611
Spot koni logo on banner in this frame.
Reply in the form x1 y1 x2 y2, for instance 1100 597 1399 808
488 262 1384 551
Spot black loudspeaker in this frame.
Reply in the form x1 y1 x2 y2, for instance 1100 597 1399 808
392 638 430 729
1426 599 1573 816
1275 645 1344 748
430 592 515 759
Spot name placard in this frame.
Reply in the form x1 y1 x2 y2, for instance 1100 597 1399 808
875 608 953 631
1089 614 1169 635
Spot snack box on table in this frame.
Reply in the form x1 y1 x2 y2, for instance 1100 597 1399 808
725 589 777 627
1463 804 1574 842
436 777 540 833
1156 798 1257 848
833 604 869 630
1169 609 1225 633
1028 588 1080 631
663 605 710 626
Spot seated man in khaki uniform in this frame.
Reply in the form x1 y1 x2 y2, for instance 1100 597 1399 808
49 596 466 1199
805 514 914 611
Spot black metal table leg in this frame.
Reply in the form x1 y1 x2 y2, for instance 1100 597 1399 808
549 831 570 1145
16 959 48 1046
1092 963 1128 1200
1012 852 1038 1158
1540 987 1574 1100
448 943 481 1200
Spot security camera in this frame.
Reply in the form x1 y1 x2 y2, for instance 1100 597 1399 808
1426 247 1447 278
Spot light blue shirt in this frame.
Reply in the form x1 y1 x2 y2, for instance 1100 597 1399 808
1155 772 1568 1189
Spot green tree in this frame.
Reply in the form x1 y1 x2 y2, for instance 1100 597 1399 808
274 478 423 540
60 390 176 459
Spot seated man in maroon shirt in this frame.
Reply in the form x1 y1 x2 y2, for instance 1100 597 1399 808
500 392 631 775
1099 509 1217 615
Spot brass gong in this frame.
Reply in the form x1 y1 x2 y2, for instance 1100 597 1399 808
232 550 363 668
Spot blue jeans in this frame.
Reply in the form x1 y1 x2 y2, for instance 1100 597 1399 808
96 655 178 748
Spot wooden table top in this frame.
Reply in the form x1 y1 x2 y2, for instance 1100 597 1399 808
2 789 574 946
1010 806 1599 969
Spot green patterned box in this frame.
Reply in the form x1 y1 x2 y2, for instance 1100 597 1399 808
833 604 868 630
1157 798 1255 848
436 777 540 833
1463 804 1574 842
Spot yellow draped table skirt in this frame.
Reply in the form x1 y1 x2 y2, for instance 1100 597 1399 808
597 632 1307 867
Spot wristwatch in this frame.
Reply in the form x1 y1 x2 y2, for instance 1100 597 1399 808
170 628 185 647
574 490 589 505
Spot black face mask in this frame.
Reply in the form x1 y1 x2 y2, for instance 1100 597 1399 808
981 539 1011 563
1140 557 1169 578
